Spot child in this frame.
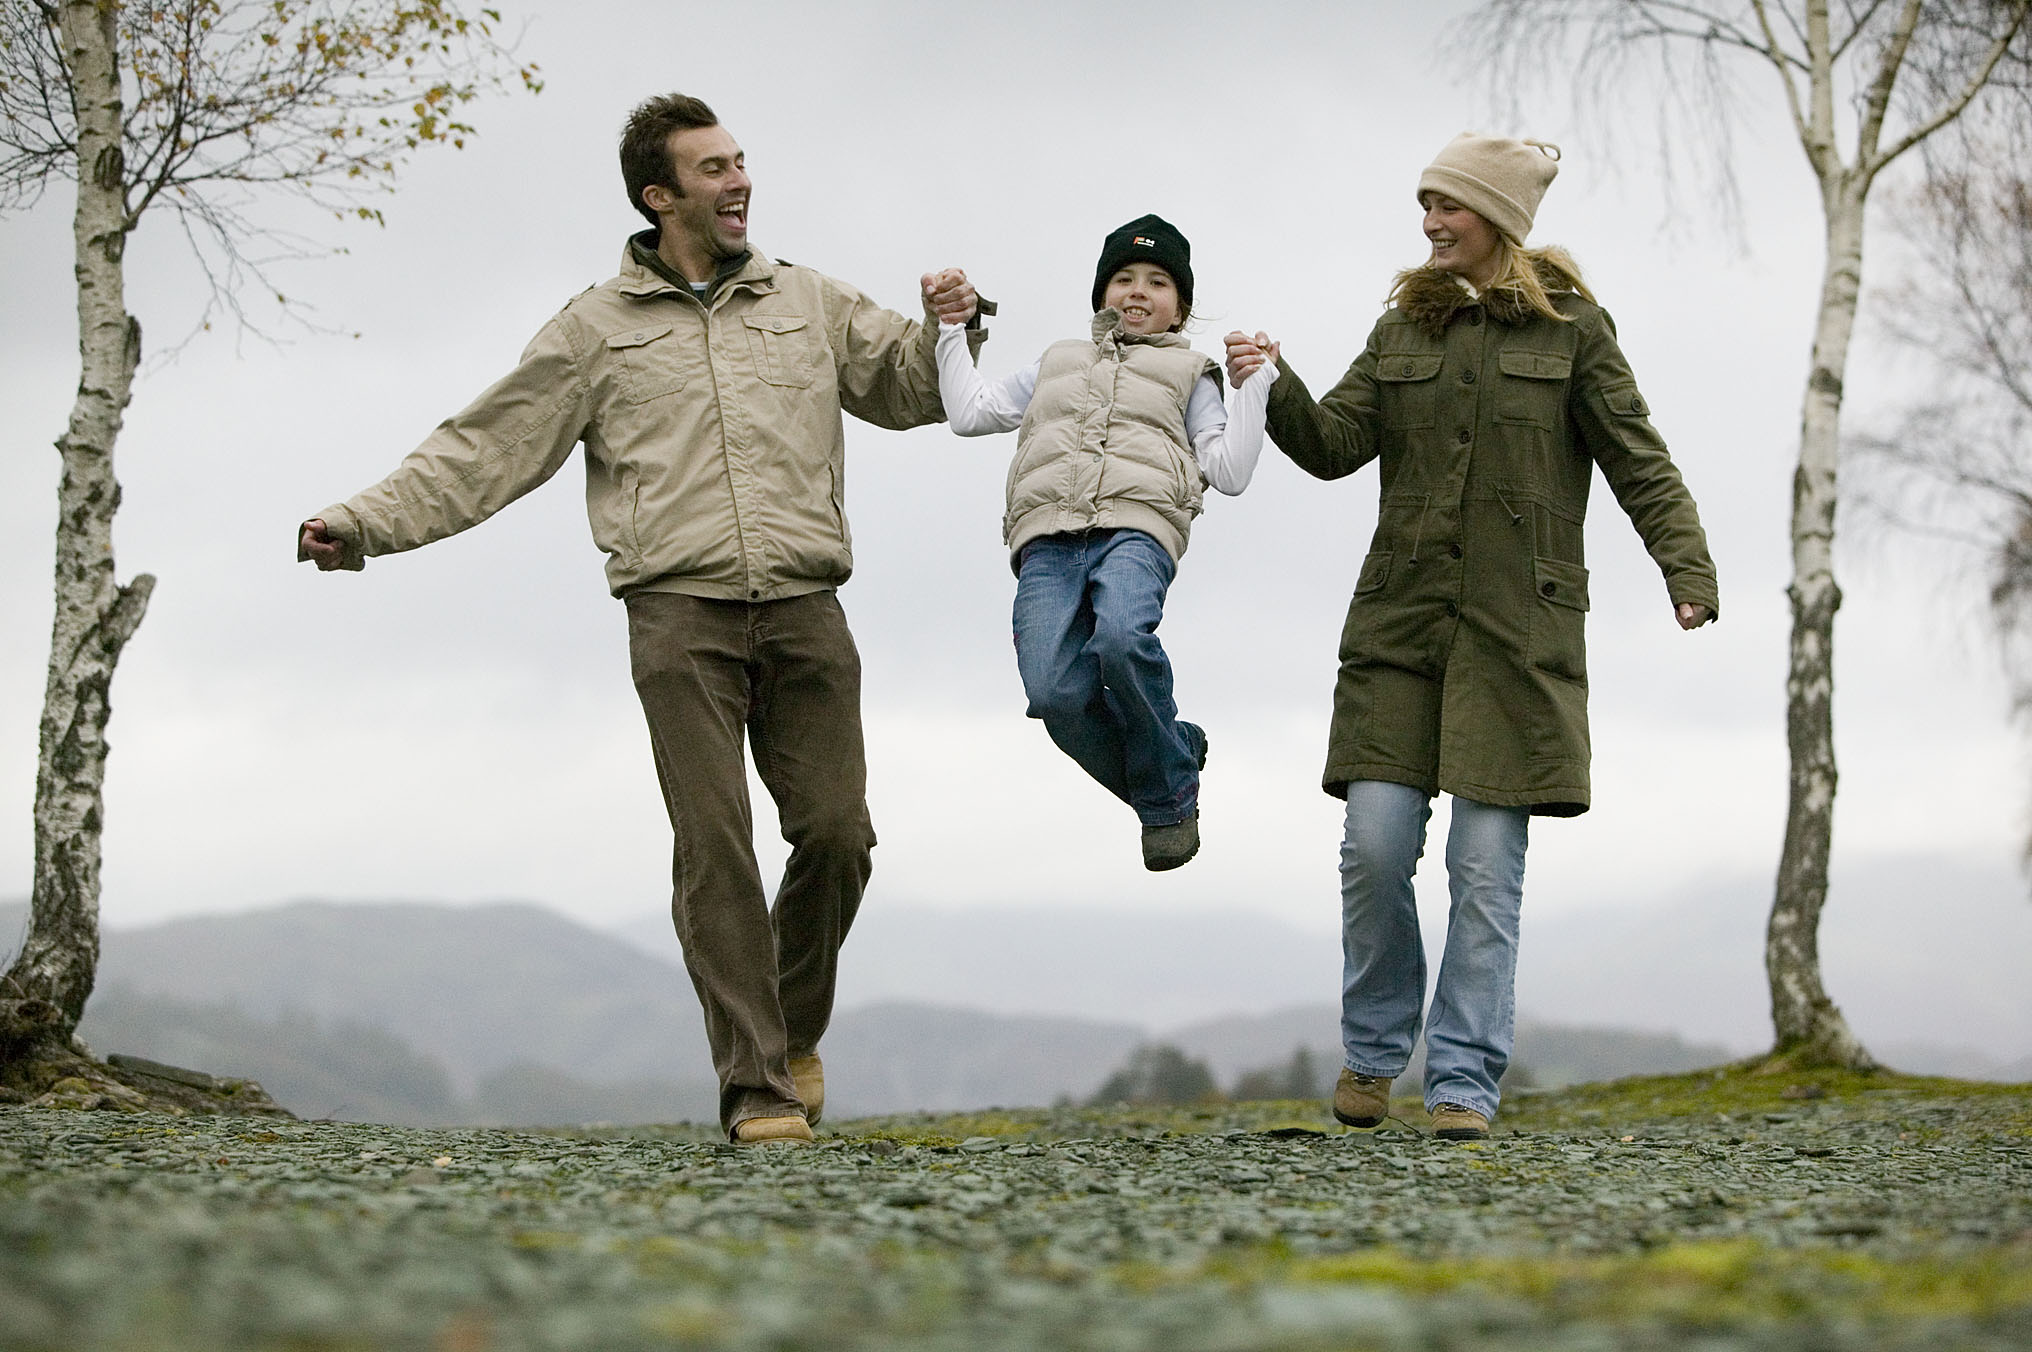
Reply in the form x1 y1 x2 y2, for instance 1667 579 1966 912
937 214 1277 870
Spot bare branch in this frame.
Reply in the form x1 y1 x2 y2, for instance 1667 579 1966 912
1855 0 1927 165
1829 0 1893 60
1867 2 2031 176
1750 0 1816 153
2 1 541 334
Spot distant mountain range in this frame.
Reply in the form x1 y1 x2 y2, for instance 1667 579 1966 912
0 898 1732 1125
2 857 2024 1127
611 851 2032 1076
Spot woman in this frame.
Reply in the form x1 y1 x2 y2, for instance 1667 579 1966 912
1225 133 1718 1139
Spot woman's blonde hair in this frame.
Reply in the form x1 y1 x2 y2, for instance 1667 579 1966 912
1387 242 1595 321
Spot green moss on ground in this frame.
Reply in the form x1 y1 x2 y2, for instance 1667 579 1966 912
821 1067 2028 1147
1174 1239 2032 1325
1497 1063 2029 1135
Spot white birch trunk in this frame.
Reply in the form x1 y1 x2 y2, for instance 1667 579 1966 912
1 0 153 1049
1765 165 1875 1069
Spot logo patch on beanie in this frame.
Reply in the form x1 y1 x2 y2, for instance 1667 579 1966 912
1132 236 1156 247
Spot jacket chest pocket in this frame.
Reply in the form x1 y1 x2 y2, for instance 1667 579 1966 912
1376 353 1443 429
1494 349 1571 430
743 314 818 388
605 324 687 405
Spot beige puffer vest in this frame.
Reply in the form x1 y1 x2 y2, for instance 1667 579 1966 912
1004 310 1217 565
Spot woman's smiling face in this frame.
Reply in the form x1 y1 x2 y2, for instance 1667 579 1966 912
1421 193 1503 288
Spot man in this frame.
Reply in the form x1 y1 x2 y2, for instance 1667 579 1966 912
299 93 981 1145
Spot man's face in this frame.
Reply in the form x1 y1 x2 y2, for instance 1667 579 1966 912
653 124 750 263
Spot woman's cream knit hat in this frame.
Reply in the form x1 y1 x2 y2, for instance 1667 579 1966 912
1417 133 1561 244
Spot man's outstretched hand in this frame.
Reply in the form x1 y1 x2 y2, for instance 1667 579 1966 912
298 518 353 571
921 268 978 326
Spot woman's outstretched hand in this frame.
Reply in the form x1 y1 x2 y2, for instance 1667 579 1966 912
1224 330 1279 388
1675 602 1714 630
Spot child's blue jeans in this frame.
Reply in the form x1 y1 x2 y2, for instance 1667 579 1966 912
1012 528 1200 827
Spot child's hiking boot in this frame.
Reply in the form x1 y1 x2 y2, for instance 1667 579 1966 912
1141 814 1199 870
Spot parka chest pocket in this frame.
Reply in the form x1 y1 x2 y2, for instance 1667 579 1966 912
1375 353 1443 430
1495 349 1572 430
743 313 818 388
605 324 687 405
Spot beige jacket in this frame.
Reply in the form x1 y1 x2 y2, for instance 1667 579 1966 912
1005 311 1217 563
318 237 973 601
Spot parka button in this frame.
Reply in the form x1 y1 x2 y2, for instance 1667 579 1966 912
1450 544 1463 559
1399 360 1416 377
1461 370 1476 384
1468 311 1483 326
1456 429 1472 444
1446 602 1459 617
1541 581 1556 597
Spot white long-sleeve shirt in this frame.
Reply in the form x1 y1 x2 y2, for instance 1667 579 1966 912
936 323 1275 495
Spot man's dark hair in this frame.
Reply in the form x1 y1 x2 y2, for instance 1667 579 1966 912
620 93 719 229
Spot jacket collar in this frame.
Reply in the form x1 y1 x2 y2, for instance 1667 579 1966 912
1394 264 1569 337
1090 307 1195 349
617 230 777 301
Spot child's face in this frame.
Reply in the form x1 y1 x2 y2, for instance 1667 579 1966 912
1101 263 1183 335
1421 193 1503 288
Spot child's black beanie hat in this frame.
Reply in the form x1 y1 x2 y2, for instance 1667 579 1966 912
1091 214 1193 313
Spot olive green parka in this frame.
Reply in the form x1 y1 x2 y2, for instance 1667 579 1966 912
1266 263 1719 816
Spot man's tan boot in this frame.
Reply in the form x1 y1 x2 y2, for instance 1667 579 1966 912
732 1114 814 1147
1430 1103 1490 1140
1332 1069 1393 1128
789 1054 825 1128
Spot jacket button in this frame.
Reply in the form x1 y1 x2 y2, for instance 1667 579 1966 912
1541 581 1556 597
1461 370 1476 384
749 589 760 600
1456 429 1472 444
1468 311 1483 326
1400 360 1416 377
1445 602 1459 617
1450 544 1463 559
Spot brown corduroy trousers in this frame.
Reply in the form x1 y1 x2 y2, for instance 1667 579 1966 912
625 589 875 1136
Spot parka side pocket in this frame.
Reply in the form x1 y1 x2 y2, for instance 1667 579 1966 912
605 324 685 405
1340 550 1414 667
1528 556 1590 684
1375 353 1443 430
1355 550 1393 595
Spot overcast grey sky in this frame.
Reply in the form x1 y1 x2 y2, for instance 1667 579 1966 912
0 1 2020 961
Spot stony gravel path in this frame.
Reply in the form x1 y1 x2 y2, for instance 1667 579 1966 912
2 1079 2028 1350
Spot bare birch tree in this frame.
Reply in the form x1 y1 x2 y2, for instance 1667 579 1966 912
1462 0 2031 1069
0 0 538 1108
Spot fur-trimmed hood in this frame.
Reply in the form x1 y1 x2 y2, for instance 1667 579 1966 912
1393 260 1579 337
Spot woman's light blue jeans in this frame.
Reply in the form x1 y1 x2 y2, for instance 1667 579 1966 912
1012 529 1200 827
1339 779 1529 1120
